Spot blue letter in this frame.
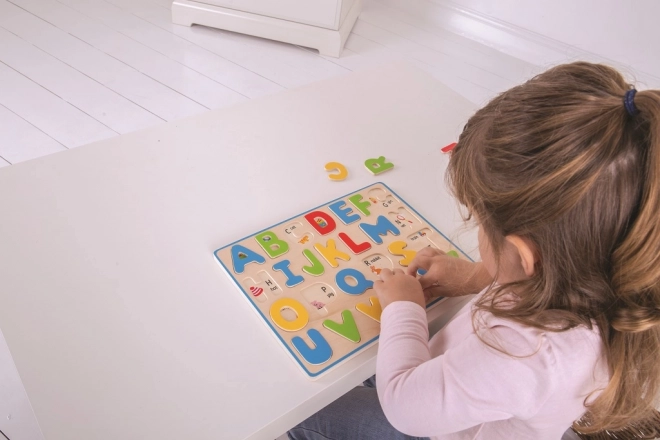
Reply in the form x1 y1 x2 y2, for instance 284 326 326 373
292 329 333 365
336 268 373 295
359 215 400 244
328 200 361 225
273 259 305 287
230 245 266 274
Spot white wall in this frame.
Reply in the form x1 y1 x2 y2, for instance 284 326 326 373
442 0 659 78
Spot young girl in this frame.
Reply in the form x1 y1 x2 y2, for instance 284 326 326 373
288 62 660 440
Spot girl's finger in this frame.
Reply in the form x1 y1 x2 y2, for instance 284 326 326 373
416 247 445 258
393 268 405 275
418 272 442 290
406 264 419 277
379 268 393 280
406 255 433 276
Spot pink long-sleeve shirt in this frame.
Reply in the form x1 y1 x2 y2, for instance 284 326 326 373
376 293 609 440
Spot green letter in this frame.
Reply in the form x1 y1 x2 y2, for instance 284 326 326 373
255 230 289 259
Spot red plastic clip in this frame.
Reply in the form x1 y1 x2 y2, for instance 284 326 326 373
441 142 457 153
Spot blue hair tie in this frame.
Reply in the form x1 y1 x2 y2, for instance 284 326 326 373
624 89 639 116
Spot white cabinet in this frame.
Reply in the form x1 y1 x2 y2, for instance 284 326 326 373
172 0 362 57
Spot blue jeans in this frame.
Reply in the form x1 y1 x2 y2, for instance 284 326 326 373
287 377 429 440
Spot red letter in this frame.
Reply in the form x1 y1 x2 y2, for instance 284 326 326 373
338 232 371 254
304 211 336 235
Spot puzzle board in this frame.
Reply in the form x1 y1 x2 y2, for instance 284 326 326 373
214 183 471 378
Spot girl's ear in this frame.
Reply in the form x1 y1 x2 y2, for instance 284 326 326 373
505 235 538 277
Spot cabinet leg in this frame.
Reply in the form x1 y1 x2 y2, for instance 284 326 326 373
171 1 194 27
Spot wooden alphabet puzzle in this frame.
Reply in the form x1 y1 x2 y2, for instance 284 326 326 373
214 183 471 378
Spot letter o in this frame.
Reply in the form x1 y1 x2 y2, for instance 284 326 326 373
270 297 310 332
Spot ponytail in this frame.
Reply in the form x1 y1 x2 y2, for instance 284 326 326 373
584 89 660 432
612 89 660 298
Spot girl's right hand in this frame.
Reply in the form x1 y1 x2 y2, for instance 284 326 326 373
406 247 493 299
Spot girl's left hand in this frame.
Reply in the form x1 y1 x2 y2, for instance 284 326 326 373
373 268 426 310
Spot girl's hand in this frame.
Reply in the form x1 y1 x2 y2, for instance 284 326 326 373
374 268 426 310
406 247 493 300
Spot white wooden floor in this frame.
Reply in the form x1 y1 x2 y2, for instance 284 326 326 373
2 0 658 167
1 0 659 168
1 1 659 439
0 0 547 167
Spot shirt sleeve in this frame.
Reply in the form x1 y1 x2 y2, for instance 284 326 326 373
376 301 556 437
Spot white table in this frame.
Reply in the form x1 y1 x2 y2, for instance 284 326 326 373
0 63 478 440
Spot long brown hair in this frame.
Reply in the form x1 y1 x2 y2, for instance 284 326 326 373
447 62 660 433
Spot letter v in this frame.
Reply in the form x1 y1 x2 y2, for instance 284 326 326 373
323 310 361 343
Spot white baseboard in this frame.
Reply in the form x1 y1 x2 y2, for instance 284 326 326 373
377 0 660 88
